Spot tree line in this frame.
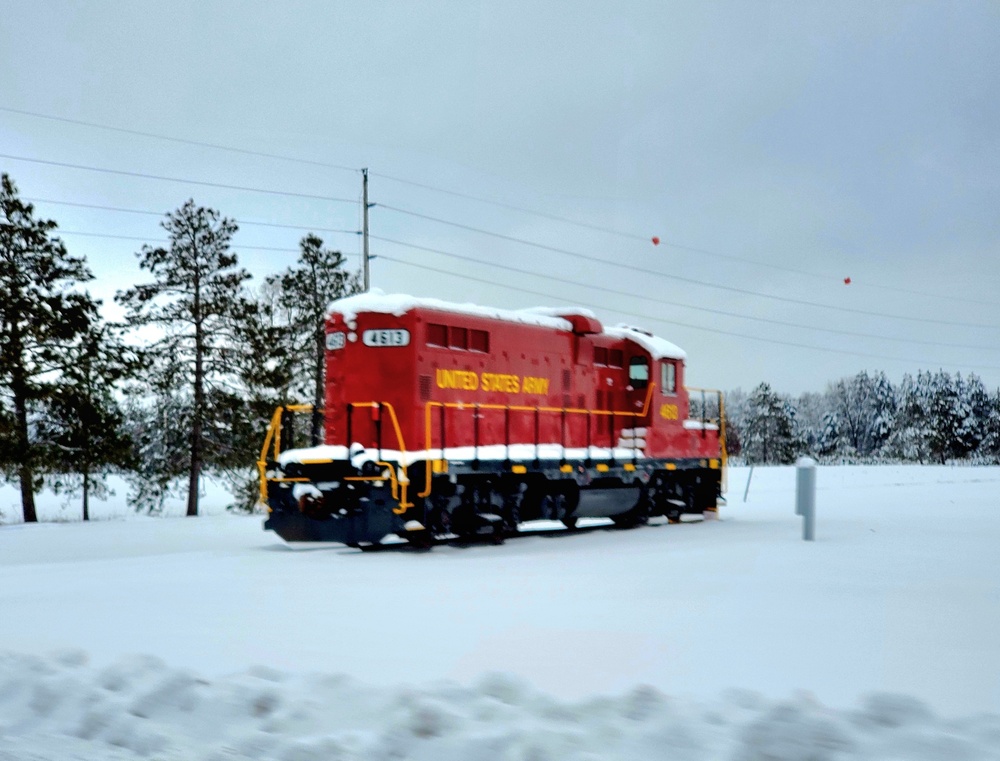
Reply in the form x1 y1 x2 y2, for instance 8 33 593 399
0 173 357 522
726 372 1000 465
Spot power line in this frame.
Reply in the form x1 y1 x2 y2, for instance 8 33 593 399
58 229 300 254
0 153 358 204
25 196 362 236
370 234 1000 353
49 214 1000 351
1 105 639 240
374 205 1000 331
373 185 991 309
39 226 1000 371
0 106 360 173
4 106 987 308
374 251 1000 373
371 170 648 241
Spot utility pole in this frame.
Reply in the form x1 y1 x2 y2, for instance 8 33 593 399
362 167 370 292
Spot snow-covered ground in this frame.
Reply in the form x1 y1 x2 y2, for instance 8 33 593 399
2 465 999 759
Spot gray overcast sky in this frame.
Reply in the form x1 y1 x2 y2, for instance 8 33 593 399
2 0 998 394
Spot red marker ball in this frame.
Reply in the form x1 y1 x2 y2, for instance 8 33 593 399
844 277 852 285
651 236 660 245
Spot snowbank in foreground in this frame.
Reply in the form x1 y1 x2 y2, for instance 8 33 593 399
2 650 997 761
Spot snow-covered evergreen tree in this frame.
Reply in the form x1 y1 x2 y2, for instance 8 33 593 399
793 391 826 456
952 373 990 459
926 371 961 464
117 200 251 516
825 371 896 457
122 387 193 514
34 322 136 520
817 411 840 457
0 173 100 522
886 372 932 462
741 383 799 464
980 389 1000 462
265 234 359 445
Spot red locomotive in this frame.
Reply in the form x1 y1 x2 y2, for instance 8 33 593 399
260 292 727 545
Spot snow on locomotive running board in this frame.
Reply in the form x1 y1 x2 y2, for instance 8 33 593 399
1 465 1000 760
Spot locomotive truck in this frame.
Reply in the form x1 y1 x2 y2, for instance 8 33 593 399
259 291 726 546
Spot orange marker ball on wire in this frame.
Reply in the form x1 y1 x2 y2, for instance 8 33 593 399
651 236 660 245
844 277 852 285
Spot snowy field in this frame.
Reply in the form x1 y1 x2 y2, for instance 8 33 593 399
2 465 999 760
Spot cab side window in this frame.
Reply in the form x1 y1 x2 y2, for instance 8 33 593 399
661 361 677 395
628 356 649 389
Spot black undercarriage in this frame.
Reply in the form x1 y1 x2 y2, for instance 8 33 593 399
263 456 722 546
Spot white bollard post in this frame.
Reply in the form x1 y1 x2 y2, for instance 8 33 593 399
795 456 816 540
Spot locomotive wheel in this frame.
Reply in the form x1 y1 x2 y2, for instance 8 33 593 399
451 505 475 539
429 501 452 536
501 496 521 535
659 477 691 524
406 530 434 549
552 489 579 530
490 517 506 545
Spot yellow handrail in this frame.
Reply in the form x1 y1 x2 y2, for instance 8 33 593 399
257 404 317 506
258 402 416 513
418 383 659 498
685 386 728 491
259 386 726 512
344 401 414 512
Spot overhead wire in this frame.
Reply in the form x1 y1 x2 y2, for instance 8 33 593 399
3 109 996 369
42 213 1000 353
58 230 300 254
371 170 647 241
24 196 362 236
373 250 1000 373
4 105 986 308
0 106 360 173
369 234 1000 352
0 153 358 204
374 205 999 331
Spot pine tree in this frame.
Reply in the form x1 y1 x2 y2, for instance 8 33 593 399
214 288 301 511
122 385 192 514
981 389 1000 463
34 323 136 520
0 173 99 522
953 373 990 459
926 371 960 464
817 411 840 457
117 200 250 516
886 372 931 463
794 391 826 455
265 234 358 444
826 371 896 457
742 383 798 464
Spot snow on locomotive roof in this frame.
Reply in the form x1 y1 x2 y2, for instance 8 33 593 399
607 325 687 361
329 290 575 331
329 290 686 360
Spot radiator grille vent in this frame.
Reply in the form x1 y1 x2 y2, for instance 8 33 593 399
419 374 432 401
